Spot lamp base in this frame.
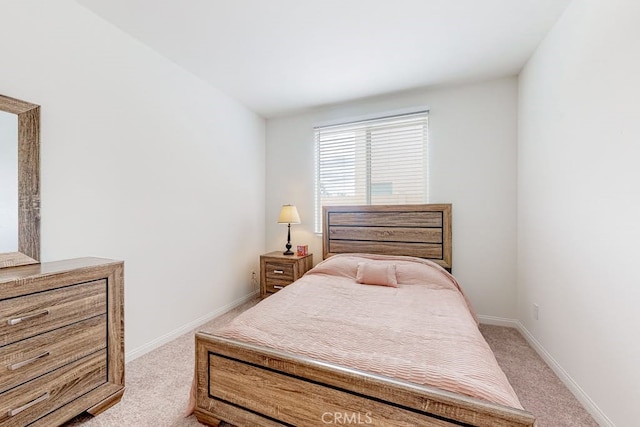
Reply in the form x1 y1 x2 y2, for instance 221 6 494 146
283 241 294 256
283 223 294 255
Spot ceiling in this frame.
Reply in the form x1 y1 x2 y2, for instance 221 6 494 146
75 0 572 118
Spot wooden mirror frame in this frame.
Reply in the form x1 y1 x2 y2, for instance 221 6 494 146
0 95 40 268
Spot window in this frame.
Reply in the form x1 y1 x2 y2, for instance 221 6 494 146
314 111 429 233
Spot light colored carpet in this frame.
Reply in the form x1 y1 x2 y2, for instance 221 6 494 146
479 324 598 427
65 298 598 427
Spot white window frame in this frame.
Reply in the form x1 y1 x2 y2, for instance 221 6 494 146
314 108 429 233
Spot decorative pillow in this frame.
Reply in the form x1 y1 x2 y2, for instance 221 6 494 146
355 262 398 287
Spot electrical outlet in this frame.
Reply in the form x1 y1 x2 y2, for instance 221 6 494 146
533 303 539 320
251 271 258 287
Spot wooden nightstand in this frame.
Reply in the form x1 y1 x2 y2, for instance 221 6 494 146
260 251 313 297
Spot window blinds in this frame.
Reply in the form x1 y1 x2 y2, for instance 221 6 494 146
314 111 429 233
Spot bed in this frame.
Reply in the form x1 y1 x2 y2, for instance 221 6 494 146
194 204 536 426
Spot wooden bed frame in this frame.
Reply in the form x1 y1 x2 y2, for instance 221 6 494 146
323 204 452 271
194 204 536 426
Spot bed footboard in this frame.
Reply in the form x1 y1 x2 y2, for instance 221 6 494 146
195 332 536 427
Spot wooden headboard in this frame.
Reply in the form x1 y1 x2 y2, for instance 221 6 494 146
323 204 452 271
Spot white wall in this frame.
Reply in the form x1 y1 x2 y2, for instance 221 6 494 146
266 77 518 318
0 1 265 359
518 0 640 424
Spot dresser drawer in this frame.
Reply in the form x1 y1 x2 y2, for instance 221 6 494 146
0 350 107 427
265 278 293 294
265 262 294 281
260 252 313 297
0 280 106 347
0 315 106 394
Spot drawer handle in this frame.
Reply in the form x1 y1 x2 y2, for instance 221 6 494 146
8 351 50 371
7 309 50 326
8 392 50 417
273 270 284 274
273 285 284 290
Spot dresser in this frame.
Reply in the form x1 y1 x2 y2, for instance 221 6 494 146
0 258 124 426
260 251 313 297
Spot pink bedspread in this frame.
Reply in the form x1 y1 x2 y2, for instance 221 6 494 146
214 254 522 409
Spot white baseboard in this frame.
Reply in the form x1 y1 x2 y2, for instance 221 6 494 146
125 290 259 363
479 315 613 426
514 321 614 427
477 314 520 328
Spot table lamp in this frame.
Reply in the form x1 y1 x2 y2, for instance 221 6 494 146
277 204 301 255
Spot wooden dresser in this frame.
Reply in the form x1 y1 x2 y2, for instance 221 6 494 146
0 258 124 426
260 251 313 297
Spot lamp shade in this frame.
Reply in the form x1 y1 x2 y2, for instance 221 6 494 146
277 205 301 224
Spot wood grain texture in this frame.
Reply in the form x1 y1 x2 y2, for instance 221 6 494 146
0 280 106 347
328 211 443 227
27 383 123 427
196 400 279 427
259 252 313 297
0 94 40 269
0 257 122 299
208 353 458 426
0 315 106 394
323 204 452 271
0 350 107 427
86 387 126 416
106 263 125 386
329 225 443 243
265 262 294 280
328 240 443 259
196 333 536 427
0 258 125 425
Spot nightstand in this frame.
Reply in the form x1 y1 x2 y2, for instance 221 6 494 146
260 251 313 297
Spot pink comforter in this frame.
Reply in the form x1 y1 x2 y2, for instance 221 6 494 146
214 254 522 409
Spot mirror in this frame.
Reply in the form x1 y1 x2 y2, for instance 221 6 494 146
0 111 18 251
0 95 40 268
